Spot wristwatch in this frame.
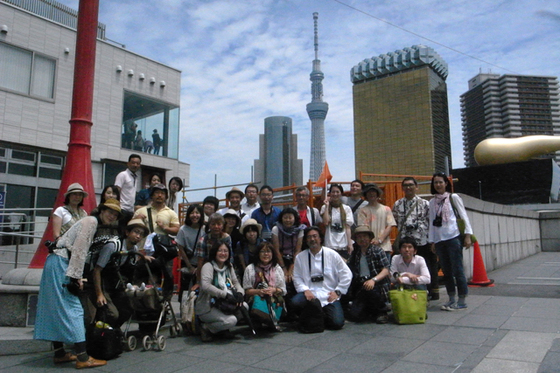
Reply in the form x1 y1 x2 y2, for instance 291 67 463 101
334 290 341 297
372 277 378 282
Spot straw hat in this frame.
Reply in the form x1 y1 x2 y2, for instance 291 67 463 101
241 218 262 236
100 198 122 216
226 187 244 200
127 218 149 236
64 183 89 198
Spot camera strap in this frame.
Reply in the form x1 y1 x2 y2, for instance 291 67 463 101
308 249 324 278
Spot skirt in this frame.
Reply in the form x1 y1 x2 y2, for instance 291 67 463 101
34 254 86 344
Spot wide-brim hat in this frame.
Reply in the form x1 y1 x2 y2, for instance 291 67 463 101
100 198 122 217
241 218 262 236
127 218 149 236
362 183 383 197
226 187 244 200
352 225 375 240
64 183 89 198
223 209 241 226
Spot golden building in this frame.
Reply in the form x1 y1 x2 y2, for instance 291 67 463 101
351 45 452 176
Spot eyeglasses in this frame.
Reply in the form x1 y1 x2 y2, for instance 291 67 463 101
402 184 416 188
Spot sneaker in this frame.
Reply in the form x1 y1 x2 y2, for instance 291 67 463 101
440 301 455 311
375 314 389 324
450 303 468 310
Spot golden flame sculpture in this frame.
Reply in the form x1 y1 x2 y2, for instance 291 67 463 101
474 135 560 166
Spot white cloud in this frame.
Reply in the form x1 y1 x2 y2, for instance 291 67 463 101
56 0 560 201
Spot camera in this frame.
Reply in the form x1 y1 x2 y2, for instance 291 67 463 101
45 240 57 253
311 275 324 283
432 216 442 227
359 276 371 284
331 223 343 233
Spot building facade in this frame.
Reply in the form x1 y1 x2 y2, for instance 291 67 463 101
461 73 560 167
0 0 189 241
254 116 303 191
351 45 452 176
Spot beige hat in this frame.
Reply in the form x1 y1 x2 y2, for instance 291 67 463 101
226 187 244 200
352 225 375 240
64 183 89 198
100 198 122 216
223 209 241 227
241 218 262 236
127 218 149 236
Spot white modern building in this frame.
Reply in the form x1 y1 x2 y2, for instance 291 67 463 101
0 0 189 247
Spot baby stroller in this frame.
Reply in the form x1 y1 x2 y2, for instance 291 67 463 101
121 251 182 351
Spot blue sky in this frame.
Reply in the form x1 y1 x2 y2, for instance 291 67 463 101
58 0 560 201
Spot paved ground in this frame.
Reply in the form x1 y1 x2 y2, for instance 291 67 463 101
1 251 560 373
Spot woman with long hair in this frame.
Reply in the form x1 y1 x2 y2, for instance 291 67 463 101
167 176 184 213
321 184 353 258
243 241 286 330
428 172 473 311
176 204 205 291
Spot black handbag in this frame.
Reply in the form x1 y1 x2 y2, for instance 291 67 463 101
86 312 123 360
152 234 179 261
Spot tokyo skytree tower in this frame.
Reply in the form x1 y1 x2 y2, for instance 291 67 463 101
306 12 329 181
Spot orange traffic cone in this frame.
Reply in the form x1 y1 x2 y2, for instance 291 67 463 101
468 241 494 287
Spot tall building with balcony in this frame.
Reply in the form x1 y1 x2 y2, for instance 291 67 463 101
254 116 303 191
461 73 560 167
351 45 452 176
0 0 189 246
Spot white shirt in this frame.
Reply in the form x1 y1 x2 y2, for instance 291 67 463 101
320 204 353 250
115 168 137 213
390 255 431 285
428 194 473 244
241 201 260 216
293 246 352 307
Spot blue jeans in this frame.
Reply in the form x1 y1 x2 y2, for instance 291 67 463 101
436 236 468 297
291 292 345 329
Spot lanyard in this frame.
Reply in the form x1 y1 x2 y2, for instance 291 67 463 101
308 249 324 277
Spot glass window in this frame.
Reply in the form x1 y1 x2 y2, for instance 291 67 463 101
8 163 36 176
122 91 179 159
0 42 56 99
36 188 58 217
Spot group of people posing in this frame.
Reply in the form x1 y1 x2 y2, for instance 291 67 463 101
34 152 473 368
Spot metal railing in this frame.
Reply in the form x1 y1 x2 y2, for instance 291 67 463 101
2 0 106 39
0 208 51 270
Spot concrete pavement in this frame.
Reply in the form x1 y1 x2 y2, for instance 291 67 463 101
1 251 560 373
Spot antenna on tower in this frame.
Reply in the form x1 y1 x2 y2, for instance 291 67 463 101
313 12 319 60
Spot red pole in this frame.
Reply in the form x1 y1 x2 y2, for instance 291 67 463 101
29 0 100 268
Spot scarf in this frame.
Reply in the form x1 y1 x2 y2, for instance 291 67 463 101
434 192 452 223
211 260 233 294
254 263 275 289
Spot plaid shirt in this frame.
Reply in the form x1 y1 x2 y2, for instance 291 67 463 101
348 243 390 302
194 233 232 261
